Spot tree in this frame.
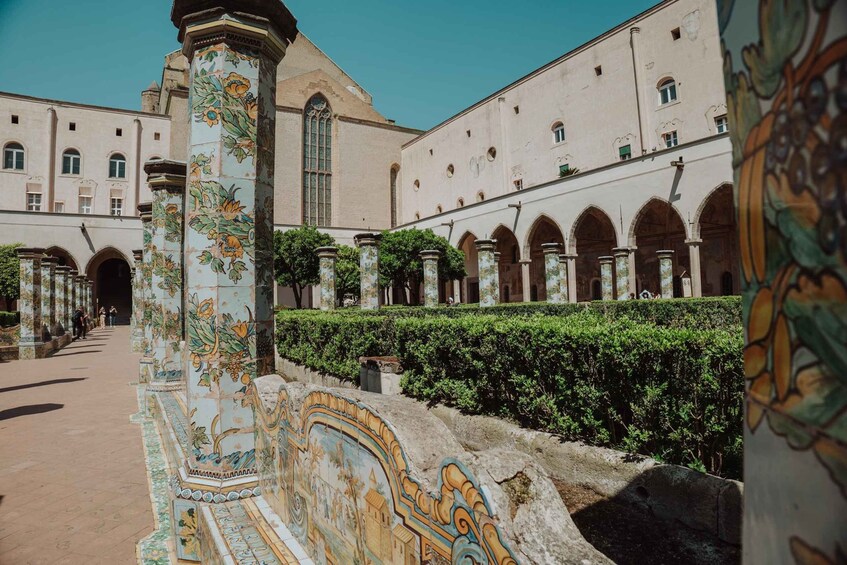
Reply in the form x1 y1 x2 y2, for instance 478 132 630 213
335 245 360 304
273 226 333 309
378 229 465 305
0 243 22 311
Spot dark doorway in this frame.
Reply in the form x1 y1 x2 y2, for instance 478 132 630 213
95 258 132 324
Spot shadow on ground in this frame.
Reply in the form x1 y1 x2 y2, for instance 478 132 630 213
0 403 64 421
0 378 87 394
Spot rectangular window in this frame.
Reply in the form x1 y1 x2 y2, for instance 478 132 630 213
26 193 42 211
619 144 632 161
559 164 570 176
79 196 92 215
11 115 18 124
62 153 81 175
513 106 520 114
664 130 679 148
154 132 161 141
54 201 64 213
513 179 523 190
109 159 126 178
671 27 681 40
110 197 123 217
69 122 76 131
594 65 602 76
715 115 729 134
116 128 122 136
554 127 566 144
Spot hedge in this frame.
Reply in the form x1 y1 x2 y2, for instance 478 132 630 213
326 296 741 330
0 311 19 328
275 306 744 478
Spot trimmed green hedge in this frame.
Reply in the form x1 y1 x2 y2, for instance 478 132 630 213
328 296 741 330
275 300 744 478
0 311 19 328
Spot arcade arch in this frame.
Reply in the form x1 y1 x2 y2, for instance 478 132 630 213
631 199 688 297
492 225 521 303
85 247 132 324
457 232 479 304
695 183 738 296
569 207 617 301
525 215 565 302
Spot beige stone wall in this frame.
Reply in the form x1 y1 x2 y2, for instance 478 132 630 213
0 93 170 216
400 0 725 224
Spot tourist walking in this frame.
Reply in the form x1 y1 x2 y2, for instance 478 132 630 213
109 306 117 327
99 306 106 327
72 306 86 340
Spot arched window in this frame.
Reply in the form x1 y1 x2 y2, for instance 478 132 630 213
659 79 677 105
457 197 465 208
436 205 443 214
552 122 565 144
62 149 81 175
109 153 126 178
414 212 421 221
302 94 332 226
446 164 454 177
3 142 24 170
477 191 485 202
390 166 399 228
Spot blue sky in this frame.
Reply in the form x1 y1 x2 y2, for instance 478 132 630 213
0 0 657 131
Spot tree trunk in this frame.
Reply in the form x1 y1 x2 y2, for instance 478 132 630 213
292 284 303 309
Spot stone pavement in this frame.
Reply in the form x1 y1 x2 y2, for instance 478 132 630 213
0 326 151 564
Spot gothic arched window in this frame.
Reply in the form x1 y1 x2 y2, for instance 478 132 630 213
302 94 332 226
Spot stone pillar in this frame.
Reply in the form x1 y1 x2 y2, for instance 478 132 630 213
722 4 847 558
86 281 94 326
40 257 57 341
452 279 461 303
16 248 45 360
493 251 501 304
148 160 187 388
317 246 338 311
355 233 380 310
599 256 614 301
475 239 497 307
519 259 531 303
131 249 144 352
565 254 578 303
74 276 86 319
68 270 78 328
542 243 562 303
613 247 631 300
685 239 702 297
55 266 70 339
138 202 154 382
558 254 570 304
176 1 297 484
420 250 441 308
657 250 674 299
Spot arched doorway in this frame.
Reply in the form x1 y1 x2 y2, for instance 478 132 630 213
570 207 616 302
86 248 132 324
45 246 79 271
457 232 479 304
492 225 522 303
525 216 565 302
697 184 739 296
631 199 688 297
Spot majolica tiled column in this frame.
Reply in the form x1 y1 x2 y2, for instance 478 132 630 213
317 246 338 311
558 254 570 304
657 250 674 299
68 270 78 324
55 266 70 338
147 160 187 388
542 243 562 303
493 251 501 304
420 249 441 308
74 276 86 316
86 280 94 327
40 257 57 341
16 248 45 360
355 233 380 310
138 202 154 382
176 1 296 484
475 239 497 307
131 249 144 352
613 248 631 300
599 256 614 301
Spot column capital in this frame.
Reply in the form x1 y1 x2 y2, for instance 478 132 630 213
598 255 614 263
137 202 153 221
474 239 496 252
559 253 577 261
657 249 675 258
316 246 338 259
519 258 532 265
146 159 187 193
612 246 634 254
16 247 46 259
420 249 442 261
68 269 78 277
172 0 298 61
41 256 59 266
685 238 703 245
132 249 144 262
541 242 562 254
354 232 380 247
55 265 72 274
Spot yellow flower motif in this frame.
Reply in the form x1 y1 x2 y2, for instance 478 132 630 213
246 99 258 122
202 106 220 126
165 204 178 215
220 199 245 221
220 235 244 259
232 321 249 339
197 299 214 319
223 72 251 98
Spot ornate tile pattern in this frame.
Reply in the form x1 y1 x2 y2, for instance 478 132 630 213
475 239 497 307
542 243 562 303
599 256 614 301
17 248 44 359
614 249 630 301
657 251 674 299
317 247 337 311
420 250 440 308
356 234 380 310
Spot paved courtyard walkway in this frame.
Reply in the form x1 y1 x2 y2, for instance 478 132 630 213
0 326 151 564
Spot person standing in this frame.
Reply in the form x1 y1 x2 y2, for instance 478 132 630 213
99 306 106 328
109 306 117 327
72 306 86 340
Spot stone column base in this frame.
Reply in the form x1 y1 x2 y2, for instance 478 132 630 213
19 342 46 360
139 357 154 384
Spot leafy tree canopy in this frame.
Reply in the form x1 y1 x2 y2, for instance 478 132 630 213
0 243 22 306
273 226 333 308
335 245 360 302
378 229 465 304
